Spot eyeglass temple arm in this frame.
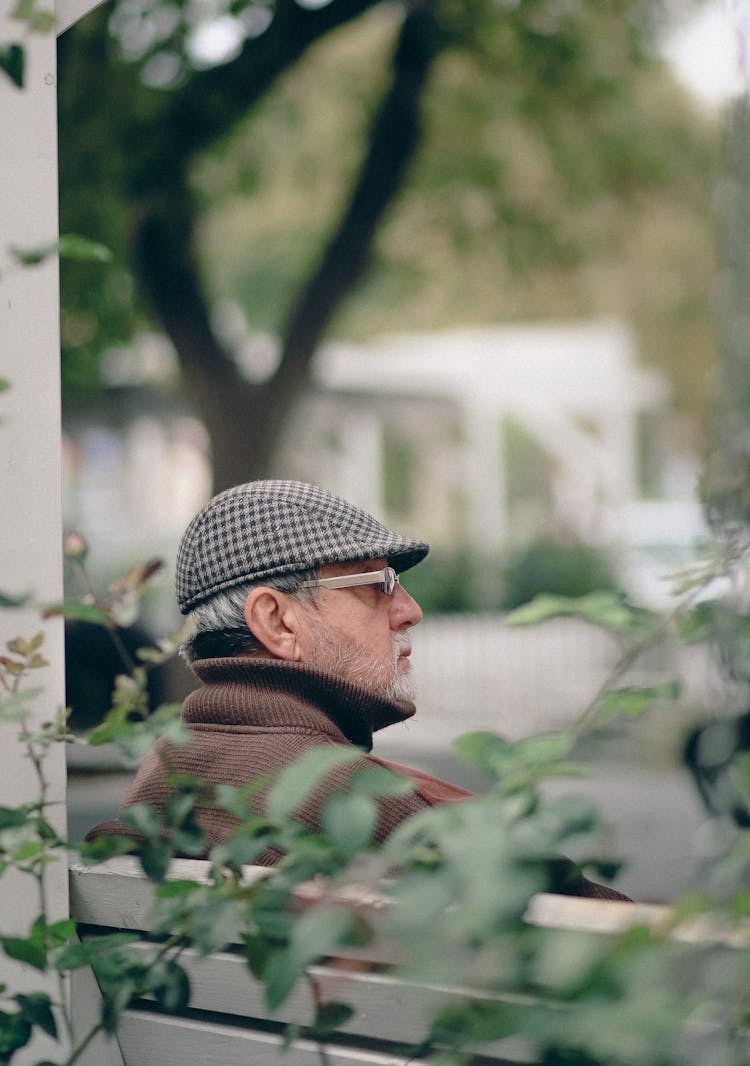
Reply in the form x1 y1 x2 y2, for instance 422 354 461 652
301 571 386 590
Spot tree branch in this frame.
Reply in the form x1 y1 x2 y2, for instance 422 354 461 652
274 2 445 409
162 0 387 169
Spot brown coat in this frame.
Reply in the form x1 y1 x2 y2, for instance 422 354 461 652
88 657 630 900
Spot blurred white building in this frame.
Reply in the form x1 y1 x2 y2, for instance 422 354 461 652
286 319 670 552
63 318 703 608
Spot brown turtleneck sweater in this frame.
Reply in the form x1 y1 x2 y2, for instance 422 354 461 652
88 657 472 858
88 657 630 900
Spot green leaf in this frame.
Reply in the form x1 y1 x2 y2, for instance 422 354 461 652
263 949 299 1011
676 602 715 644
289 904 354 969
110 703 190 762
15 993 57 1039
1 936 46 971
514 732 576 765
9 241 57 266
0 688 43 722
42 600 110 625
100 976 138 1033
164 790 197 827
453 730 575 786
453 731 512 775
322 792 377 856
29 914 48 947
0 1009 32 1057
188 895 244 955
86 714 134 747
429 999 515 1048
281 1022 301 1048
0 44 24 89
214 780 268 818
47 918 76 947
11 0 34 21
148 959 191 1013
54 933 139 971
120 803 160 839
309 1000 354 1035
27 632 44 653
242 932 271 979
0 591 28 608
349 765 414 797
507 590 654 635
139 839 172 883
9 235 111 268
57 234 112 262
29 8 54 32
0 378 11 394
263 904 356 1010
34 816 59 844
13 839 46 862
210 834 270 870
155 879 200 900
77 833 137 863
597 681 680 723
0 806 31 830
266 746 362 823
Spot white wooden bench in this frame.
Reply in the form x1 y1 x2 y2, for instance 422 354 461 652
67 857 679 1066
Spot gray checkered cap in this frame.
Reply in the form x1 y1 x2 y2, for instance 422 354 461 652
176 480 429 613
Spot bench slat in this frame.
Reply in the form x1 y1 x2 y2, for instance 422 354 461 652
115 1008 470 1066
79 934 535 1053
70 857 670 937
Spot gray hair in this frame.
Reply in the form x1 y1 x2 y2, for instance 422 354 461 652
180 568 320 663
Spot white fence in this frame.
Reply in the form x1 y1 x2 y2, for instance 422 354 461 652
398 615 731 749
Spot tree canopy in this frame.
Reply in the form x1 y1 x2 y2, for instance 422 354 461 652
58 0 715 490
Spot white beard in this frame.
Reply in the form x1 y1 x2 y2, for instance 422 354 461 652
309 625 415 702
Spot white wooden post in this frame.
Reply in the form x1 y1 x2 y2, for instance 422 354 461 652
462 395 506 607
0 13 68 1063
1 0 67 928
0 1 107 1059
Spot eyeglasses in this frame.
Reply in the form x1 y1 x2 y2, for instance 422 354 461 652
300 566 400 596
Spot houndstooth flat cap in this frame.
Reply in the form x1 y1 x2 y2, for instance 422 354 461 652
176 480 429 613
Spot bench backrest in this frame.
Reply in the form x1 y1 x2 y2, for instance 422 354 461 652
68 857 674 1066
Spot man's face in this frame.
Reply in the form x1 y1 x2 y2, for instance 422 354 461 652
302 558 423 701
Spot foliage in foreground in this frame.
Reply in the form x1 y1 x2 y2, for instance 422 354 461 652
1 532 750 1065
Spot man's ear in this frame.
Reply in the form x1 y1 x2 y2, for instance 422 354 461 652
243 587 304 661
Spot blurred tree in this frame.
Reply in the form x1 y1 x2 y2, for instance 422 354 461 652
500 537 621 611
58 0 711 490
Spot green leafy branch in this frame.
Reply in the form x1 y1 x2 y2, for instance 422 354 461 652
0 235 112 288
0 630 79 1059
0 0 54 89
4 531 750 1064
0 544 188 1062
505 527 750 747
505 557 730 741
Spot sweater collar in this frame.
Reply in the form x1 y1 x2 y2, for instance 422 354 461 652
183 657 416 752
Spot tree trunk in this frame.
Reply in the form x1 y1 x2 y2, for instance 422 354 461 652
132 3 443 493
276 3 444 409
132 187 286 489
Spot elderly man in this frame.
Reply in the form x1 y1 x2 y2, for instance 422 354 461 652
91 479 628 900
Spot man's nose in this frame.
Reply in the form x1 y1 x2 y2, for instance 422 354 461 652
391 584 423 628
